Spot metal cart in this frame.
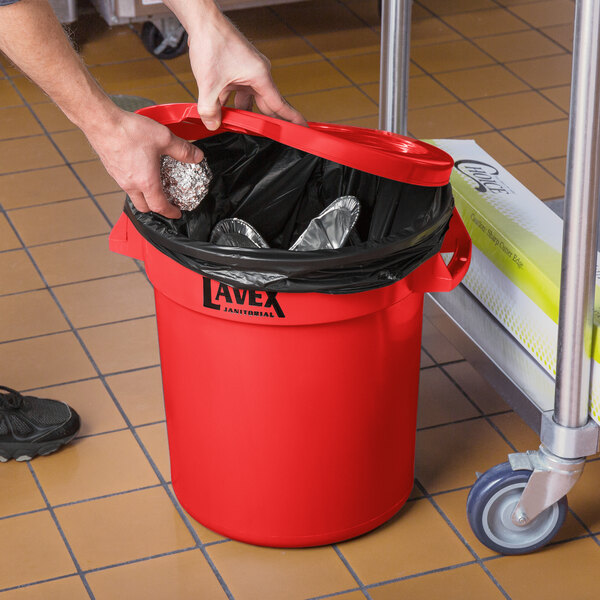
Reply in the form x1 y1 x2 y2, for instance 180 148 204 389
379 0 600 554
50 0 303 60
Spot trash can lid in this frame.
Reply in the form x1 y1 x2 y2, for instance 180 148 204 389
137 104 454 187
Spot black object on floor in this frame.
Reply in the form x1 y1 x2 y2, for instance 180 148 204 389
0 386 80 462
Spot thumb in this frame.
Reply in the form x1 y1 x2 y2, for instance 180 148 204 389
165 135 204 164
197 98 223 131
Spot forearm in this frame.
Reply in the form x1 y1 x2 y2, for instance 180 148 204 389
0 0 119 137
0 0 203 219
161 0 223 37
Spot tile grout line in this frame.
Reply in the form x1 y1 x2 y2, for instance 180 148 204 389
0 205 236 600
0 540 234 596
51 483 164 511
436 362 520 451
331 0 379 36
416 410 514 432
422 339 600 545
415 349 520 596
478 530 600 563
361 560 481 594
1 189 123 213
0 313 156 347
414 479 512 600
411 0 569 188
1 475 222 524
26 463 97 600
420 357 466 370
565 506 600 550
73 422 155 442
0 271 141 300
0 573 82 596
331 545 374 600
0 64 121 230
20 363 161 394
0 82 392 146
267 5 380 112
126 25 197 102
153 40 374 105
342 0 570 187
488 0 574 54
276 83 371 100
422 317 520 449
439 357 600 526
0 506 48 523
0 156 100 178
306 586 370 600
336 0 569 89
79 545 197 575
71 418 167 443
0 70 569 184
0 482 171 523
0 232 112 252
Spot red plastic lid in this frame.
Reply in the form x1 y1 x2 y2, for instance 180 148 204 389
137 103 454 187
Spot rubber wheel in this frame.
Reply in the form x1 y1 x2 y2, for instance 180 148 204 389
466 462 568 555
141 21 188 60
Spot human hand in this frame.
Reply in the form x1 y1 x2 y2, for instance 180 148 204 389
83 108 203 219
185 9 306 130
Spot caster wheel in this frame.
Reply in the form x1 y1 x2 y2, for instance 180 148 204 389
467 462 568 555
141 21 188 60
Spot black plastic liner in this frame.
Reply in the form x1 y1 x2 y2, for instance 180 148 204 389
128 132 454 293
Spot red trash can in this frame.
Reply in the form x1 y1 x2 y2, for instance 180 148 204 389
110 105 471 547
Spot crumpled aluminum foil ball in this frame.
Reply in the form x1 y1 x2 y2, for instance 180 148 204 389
160 155 213 211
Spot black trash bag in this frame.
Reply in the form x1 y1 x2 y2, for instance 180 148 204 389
127 132 454 293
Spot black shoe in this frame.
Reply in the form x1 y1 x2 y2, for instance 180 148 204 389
0 385 81 462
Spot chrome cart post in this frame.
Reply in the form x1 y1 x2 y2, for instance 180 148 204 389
379 0 600 554
379 0 412 135
462 0 600 554
507 0 600 529
552 0 600 437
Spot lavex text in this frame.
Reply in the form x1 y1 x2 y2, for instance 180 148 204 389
202 277 286 318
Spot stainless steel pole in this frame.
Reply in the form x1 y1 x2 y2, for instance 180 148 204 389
378 0 412 135
553 0 600 428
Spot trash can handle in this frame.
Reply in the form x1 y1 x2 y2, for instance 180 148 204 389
409 208 471 293
135 103 453 187
109 211 145 261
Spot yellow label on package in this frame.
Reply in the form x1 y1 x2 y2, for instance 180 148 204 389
429 139 600 425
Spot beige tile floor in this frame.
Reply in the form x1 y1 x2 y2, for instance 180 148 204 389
2 0 600 598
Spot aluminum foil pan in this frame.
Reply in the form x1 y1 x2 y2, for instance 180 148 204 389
210 218 270 249
160 155 212 211
290 195 360 251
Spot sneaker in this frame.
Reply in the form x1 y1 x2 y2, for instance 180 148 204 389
0 386 81 462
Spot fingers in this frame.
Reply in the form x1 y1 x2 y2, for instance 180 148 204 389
144 180 182 219
129 181 181 220
219 89 232 108
197 95 223 131
128 190 150 213
255 94 306 126
165 134 204 164
252 75 307 126
234 89 254 112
